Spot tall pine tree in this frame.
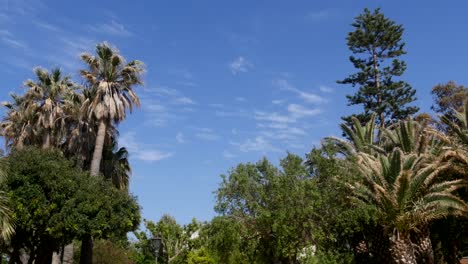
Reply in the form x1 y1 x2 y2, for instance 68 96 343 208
338 8 419 129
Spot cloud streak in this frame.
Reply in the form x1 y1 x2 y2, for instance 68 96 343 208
89 20 132 37
236 136 280 153
229 56 253 74
274 79 326 104
120 132 173 162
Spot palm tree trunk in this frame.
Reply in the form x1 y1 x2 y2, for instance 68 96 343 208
90 121 106 176
42 132 50 149
389 232 417 264
412 226 434 264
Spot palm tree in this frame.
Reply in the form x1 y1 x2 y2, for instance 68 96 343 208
350 148 466 264
380 118 445 157
0 94 39 150
326 114 382 156
0 191 14 241
80 42 144 177
101 138 131 190
440 96 468 171
23 67 76 149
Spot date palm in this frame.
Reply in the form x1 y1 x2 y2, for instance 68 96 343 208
24 67 76 149
350 148 466 264
80 42 144 177
326 114 382 156
380 118 445 157
440 96 468 171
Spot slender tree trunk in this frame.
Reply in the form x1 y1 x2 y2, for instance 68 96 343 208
389 232 417 264
35 250 53 264
80 234 93 264
16 135 25 150
372 50 386 141
90 120 106 176
42 132 50 149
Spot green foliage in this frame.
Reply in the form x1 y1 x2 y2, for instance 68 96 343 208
431 81 468 117
131 215 204 264
215 153 322 263
92 239 135 264
306 144 377 256
187 247 215 264
1 147 140 262
203 216 252 263
339 8 418 127
301 250 354 264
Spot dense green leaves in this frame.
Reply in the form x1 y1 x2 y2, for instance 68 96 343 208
215 154 322 263
1 147 140 262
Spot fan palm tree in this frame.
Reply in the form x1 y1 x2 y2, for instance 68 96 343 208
0 94 39 150
23 67 76 149
350 148 467 264
101 138 131 190
80 42 144 177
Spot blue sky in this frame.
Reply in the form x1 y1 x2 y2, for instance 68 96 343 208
1 0 468 224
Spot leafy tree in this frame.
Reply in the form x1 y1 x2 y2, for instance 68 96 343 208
431 81 467 117
202 216 253 264
338 8 418 128
92 239 135 264
0 147 140 263
187 247 215 264
306 144 378 263
132 216 203 264
215 154 321 263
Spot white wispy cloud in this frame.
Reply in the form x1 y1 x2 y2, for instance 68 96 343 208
229 56 253 74
222 150 236 159
319 85 334 93
146 86 196 105
195 132 220 141
174 96 196 105
235 97 246 102
35 20 61 32
287 104 322 118
274 79 326 104
255 111 296 124
209 103 224 108
215 109 248 118
90 20 132 37
235 136 280 153
49 36 95 70
1 36 27 49
141 85 197 126
272 99 285 105
176 132 185 143
120 132 173 162
194 128 220 141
